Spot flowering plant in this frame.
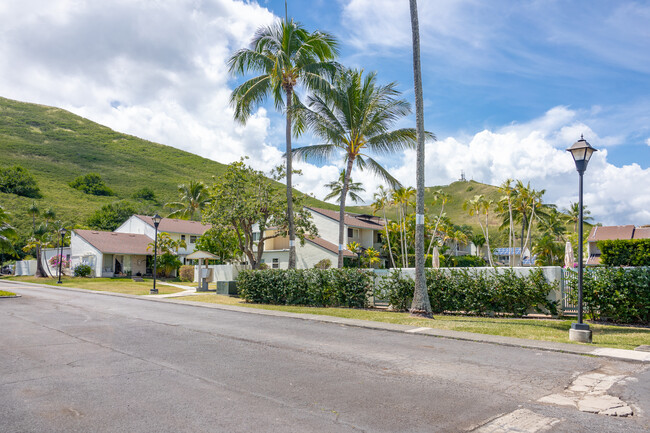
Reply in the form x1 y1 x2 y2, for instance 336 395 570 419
49 254 71 268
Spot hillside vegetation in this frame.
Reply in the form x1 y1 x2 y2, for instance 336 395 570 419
0 97 335 235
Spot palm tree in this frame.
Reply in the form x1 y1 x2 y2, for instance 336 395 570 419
565 202 593 232
324 170 365 204
498 179 516 267
165 181 211 220
22 224 52 278
294 69 431 268
0 205 17 256
463 195 495 266
391 187 416 267
426 189 450 261
28 202 39 233
371 186 395 267
43 208 56 224
228 18 339 269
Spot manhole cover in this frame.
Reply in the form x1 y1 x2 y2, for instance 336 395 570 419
634 345 650 352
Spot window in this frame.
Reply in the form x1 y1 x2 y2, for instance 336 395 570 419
376 232 382 243
189 235 197 243
181 235 186 242
252 232 260 242
272 258 279 269
348 228 359 239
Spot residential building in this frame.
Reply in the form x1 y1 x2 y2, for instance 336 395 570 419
586 225 650 265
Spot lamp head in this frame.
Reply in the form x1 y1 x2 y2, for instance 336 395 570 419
566 134 598 173
152 213 162 228
59 227 67 236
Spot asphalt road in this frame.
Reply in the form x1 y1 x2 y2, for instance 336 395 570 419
1 281 648 433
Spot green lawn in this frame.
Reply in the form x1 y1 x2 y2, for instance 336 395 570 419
3 276 184 296
0 290 17 296
179 294 650 351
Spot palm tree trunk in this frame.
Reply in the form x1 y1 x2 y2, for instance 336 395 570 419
508 200 514 267
337 158 354 268
285 88 296 269
409 0 432 318
35 246 47 278
520 213 526 266
522 208 536 265
399 205 406 267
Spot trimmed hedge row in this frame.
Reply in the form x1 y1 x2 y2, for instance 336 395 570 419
598 239 650 266
377 268 558 317
236 269 373 308
566 267 650 324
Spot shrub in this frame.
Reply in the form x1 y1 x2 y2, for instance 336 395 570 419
598 239 650 267
73 264 92 277
87 201 137 231
567 267 650 324
0 166 41 198
237 269 372 308
69 173 114 196
377 268 557 316
258 262 269 270
179 265 194 282
314 259 331 269
132 187 156 201
156 253 182 278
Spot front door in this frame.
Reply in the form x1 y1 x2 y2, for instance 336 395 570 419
114 255 123 275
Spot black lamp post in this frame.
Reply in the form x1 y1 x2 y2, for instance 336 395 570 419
57 227 67 284
566 135 597 343
150 214 162 295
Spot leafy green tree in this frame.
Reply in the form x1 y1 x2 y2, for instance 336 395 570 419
295 69 431 268
132 187 156 202
203 160 317 269
22 224 52 277
165 181 210 220
0 166 42 198
533 234 564 266
497 179 516 266
228 18 339 269
87 201 138 231
324 170 365 204
69 173 115 196
147 232 187 278
195 226 241 264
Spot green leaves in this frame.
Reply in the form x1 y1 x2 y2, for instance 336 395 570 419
69 173 114 196
0 165 41 198
598 239 650 266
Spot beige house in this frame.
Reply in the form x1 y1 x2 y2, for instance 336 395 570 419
586 224 650 265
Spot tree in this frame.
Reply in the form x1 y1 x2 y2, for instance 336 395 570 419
0 205 17 256
28 201 39 233
533 234 564 266
426 189 450 261
565 202 593 233
203 160 317 270
391 187 416 267
87 201 138 231
463 195 495 266
132 187 156 202
69 173 114 196
195 226 241 264
0 166 42 198
324 170 365 204
228 18 339 269
497 179 516 267
409 0 432 317
43 208 56 224
294 68 430 268
165 181 210 221
147 232 186 278
470 232 486 256
22 224 52 277
371 186 395 267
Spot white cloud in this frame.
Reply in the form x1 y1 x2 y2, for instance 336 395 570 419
646 138 650 147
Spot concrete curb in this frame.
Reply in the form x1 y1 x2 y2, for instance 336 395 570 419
3 279 648 363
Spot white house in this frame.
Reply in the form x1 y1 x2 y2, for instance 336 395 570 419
115 215 211 264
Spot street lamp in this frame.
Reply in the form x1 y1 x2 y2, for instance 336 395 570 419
150 214 162 295
57 228 67 284
566 135 597 343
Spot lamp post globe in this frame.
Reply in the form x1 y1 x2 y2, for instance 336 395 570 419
150 214 162 295
57 227 67 284
566 135 597 343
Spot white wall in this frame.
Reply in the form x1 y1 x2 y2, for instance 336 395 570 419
308 210 339 244
115 216 155 238
70 232 103 277
40 247 71 277
14 260 37 276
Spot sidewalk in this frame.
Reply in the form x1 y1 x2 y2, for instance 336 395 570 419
3 279 649 363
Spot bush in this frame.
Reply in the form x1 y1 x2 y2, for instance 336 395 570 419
377 268 558 316
0 166 41 198
156 253 182 278
87 201 137 231
132 187 156 201
179 265 194 282
73 264 93 277
598 239 650 266
69 173 114 196
237 269 372 308
566 267 650 324
314 259 331 269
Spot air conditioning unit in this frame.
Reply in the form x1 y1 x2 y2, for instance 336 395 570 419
216 281 238 296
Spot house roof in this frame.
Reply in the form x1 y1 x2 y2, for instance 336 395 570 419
588 225 635 242
307 207 385 230
74 230 153 255
632 227 650 239
135 215 211 235
306 236 356 257
494 247 523 256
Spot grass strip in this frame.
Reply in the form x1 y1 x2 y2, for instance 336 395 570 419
180 294 650 351
0 290 17 296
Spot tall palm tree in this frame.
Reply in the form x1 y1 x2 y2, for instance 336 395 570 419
463 195 495 266
28 202 39 233
22 224 52 278
391 186 416 268
165 181 211 220
324 170 365 204
565 202 593 233
408 0 432 317
294 69 431 268
371 185 395 268
228 18 339 269
498 179 516 267
0 205 17 256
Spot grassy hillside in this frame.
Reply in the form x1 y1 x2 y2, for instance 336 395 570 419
0 97 335 235
349 180 503 228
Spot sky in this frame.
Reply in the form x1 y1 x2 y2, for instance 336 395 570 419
1 0 649 225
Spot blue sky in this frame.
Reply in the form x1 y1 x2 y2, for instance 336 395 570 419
1 0 648 224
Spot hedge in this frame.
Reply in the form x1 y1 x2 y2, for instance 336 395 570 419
236 269 373 308
376 268 558 317
565 267 650 324
598 239 650 266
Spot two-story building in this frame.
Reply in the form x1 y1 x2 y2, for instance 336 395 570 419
586 224 650 265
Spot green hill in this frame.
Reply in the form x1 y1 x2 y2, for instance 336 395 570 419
0 97 336 236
